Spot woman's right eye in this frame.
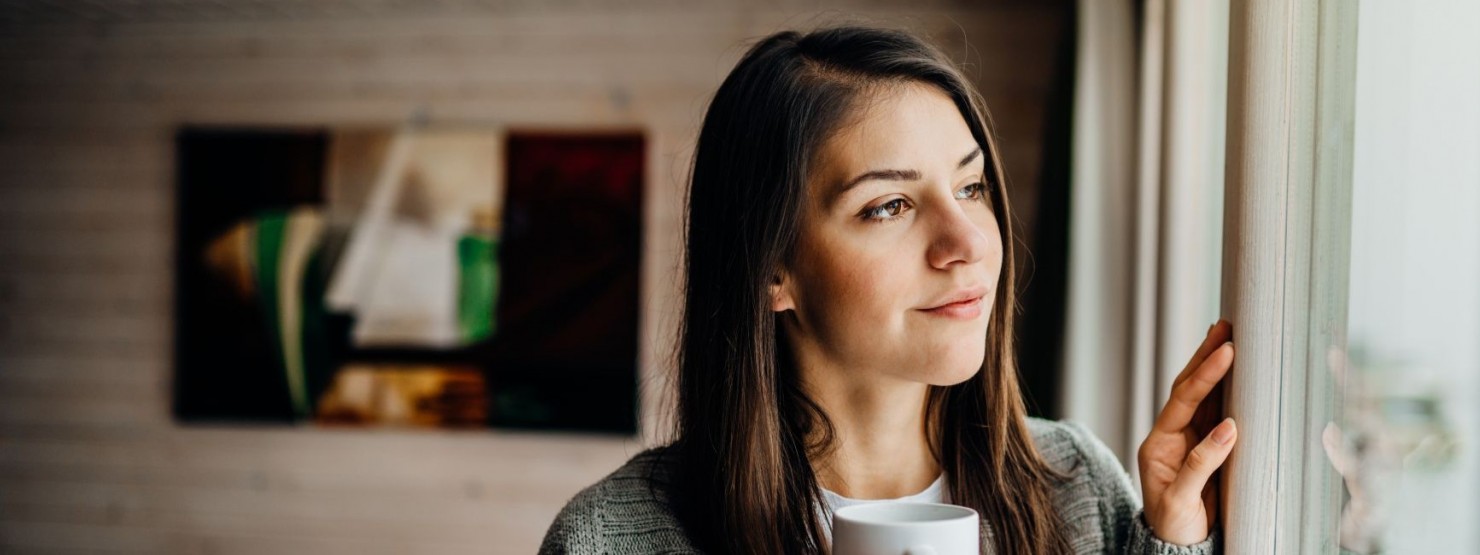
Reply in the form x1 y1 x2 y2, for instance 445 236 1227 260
861 198 910 223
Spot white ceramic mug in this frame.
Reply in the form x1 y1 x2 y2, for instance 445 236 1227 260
831 502 980 555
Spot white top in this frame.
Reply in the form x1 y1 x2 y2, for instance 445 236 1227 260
817 474 948 542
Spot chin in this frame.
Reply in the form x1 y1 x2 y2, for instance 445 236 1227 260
921 349 986 386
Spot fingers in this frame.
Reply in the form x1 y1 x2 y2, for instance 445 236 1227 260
1154 341 1235 434
1165 418 1237 506
1173 320 1233 389
1201 475 1220 530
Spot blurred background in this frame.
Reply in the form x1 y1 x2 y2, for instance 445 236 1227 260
0 0 1473 553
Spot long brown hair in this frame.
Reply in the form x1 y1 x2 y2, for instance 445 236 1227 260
671 26 1072 554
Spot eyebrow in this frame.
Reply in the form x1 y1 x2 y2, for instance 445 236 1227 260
829 146 984 205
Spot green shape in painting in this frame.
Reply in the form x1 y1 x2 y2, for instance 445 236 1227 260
457 233 499 344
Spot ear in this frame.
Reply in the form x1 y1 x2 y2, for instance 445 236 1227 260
769 269 797 313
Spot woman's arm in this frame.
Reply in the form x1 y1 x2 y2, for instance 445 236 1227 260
1060 421 1220 555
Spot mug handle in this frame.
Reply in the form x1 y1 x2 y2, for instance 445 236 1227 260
904 546 937 555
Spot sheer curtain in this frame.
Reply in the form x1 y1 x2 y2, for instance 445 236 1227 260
1060 0 1228 471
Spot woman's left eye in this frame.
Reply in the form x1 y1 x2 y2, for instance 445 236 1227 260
860 198 910 223
955 182 988 201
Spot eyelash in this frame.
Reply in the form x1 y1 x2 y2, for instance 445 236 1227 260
859 182 991 223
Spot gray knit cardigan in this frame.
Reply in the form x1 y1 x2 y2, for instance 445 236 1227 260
539 417 1219 554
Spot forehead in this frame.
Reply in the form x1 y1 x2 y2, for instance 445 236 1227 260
811 83 981 186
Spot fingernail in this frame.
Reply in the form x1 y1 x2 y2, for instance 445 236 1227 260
1213 418 1236 445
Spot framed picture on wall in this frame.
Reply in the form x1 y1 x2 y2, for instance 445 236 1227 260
172 126 643 434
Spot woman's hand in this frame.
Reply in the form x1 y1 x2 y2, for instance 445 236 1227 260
1137 320 1237 545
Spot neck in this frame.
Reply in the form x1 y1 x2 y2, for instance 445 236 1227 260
800 361 941 500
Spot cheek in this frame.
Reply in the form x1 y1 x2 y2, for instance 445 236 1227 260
801 235 907 321
787 235 917 363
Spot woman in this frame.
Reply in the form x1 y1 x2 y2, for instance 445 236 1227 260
540 26 1237 554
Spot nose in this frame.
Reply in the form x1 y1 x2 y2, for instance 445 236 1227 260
924 198 993 270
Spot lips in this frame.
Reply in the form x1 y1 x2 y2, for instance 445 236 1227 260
917 286 990 320
920 286 990 310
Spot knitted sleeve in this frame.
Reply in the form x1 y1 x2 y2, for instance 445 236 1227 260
538 481 609 555
1061 421 1221 555
537 449 698 554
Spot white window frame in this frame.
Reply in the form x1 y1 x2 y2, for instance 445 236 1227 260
1219 0 1358 551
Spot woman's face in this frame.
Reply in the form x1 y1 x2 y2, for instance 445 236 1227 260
773 82 1003 388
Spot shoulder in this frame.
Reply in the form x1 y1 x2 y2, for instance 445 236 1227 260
1025 417 1131 481
1024 417 1145 552
538 446 698 555
1024 416 1137 499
